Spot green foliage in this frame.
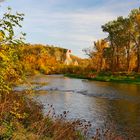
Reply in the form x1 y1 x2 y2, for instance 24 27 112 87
0 7 25 45
84 7 140 73
0 8 25 97
0 121 14 139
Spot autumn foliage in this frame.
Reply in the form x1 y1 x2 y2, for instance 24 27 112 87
84 8 140 73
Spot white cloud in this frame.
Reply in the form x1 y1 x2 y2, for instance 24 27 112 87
21 0 140 57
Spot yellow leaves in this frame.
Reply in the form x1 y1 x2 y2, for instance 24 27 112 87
136 14 140 24
0 51 10 61
0 74 11 94
0 125 7 136
0 31 5 42
25 55 36 63
20 44 61 74
10 100 28 119
94 39 108 52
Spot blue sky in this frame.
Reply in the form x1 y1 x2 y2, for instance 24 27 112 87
0 0 140 57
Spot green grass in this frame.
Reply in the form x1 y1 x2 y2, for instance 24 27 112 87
65 73 140 85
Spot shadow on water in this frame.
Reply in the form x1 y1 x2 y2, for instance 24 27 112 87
15 74 140 139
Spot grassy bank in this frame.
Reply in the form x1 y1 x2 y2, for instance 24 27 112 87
1 91 129 140
0 91 89 140
64 73 140 85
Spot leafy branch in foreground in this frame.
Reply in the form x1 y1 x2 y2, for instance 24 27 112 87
0 7 26 45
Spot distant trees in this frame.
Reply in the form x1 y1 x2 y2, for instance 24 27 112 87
19 44 68 74
83 39 108 72
84 7 140 73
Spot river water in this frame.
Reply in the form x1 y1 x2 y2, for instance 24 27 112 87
15 74 140 139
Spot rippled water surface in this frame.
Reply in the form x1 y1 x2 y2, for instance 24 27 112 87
15 74 140 139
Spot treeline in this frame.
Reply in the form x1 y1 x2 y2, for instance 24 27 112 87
18 44 88 75
19 44 67 75
84 7 140 73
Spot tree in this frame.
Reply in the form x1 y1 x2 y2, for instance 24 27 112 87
83 39 108 72
102 16 137 72
102 17 127 72
0 7 25 89
0 7 25 46
84 7 140 73
129 8 140 72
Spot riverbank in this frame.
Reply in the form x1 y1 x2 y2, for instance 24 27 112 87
64 73 140 85
0 91 88 140
1 79 130 140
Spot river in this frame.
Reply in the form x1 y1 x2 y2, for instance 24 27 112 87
14 74 140 139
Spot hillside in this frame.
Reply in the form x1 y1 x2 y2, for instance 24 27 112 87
19 44 86 75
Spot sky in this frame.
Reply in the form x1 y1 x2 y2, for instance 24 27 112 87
0 0 140 57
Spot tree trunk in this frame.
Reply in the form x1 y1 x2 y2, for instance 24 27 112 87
116 45 119 72
110 42 116 73
136 37 140 72
137 46 140 72
126 39 131 73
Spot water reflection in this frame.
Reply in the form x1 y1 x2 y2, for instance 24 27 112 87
16 74 140 139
